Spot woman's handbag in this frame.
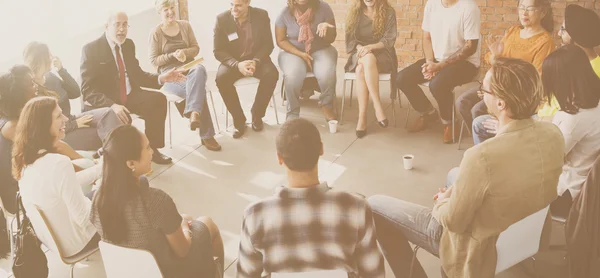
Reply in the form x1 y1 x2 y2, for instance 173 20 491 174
12 193 48 278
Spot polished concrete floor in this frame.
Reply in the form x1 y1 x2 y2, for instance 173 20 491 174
0 69 576 278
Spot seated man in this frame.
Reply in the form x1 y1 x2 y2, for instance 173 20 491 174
80 11 184 164
214 0 279 138
237 118 384 277
397 0 480 143
370 58 565 278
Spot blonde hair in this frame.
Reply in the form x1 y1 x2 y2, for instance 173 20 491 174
154 0 177 12
23 42 51 80
490 58 544 119
346 0 391 41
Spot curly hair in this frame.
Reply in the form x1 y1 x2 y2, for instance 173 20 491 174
346 0 391 40
287 0 320 14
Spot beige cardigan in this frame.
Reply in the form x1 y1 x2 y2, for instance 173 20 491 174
149 20 199 71
432 119 565 278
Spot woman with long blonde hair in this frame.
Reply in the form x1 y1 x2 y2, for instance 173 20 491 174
345 0 397 138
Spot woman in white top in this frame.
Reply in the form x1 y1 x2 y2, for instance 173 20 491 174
12 96 101 257
542 44 600 208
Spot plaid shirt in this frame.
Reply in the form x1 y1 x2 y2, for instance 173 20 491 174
237 183 385 277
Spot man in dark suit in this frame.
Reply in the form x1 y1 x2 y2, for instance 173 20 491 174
214 0 279 139
80 11 184 164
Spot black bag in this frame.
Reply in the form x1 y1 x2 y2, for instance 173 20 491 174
12 193 48 278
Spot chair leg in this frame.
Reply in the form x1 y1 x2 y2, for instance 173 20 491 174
207 89 221 133
349 81 354 108
70 264 75 278
392 95 397 128
271 94 280 125
452 93 456 144
281 79 286 106
458 120 466 150
168 103 172 149
405 106 411 128
340 80 347 125
8 219 14 260
408 245 421 278
531 256 538 278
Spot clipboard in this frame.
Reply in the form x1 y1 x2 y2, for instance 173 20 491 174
178 57 204 71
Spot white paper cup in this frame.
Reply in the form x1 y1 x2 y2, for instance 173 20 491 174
328 120 338 133
403 154 414 170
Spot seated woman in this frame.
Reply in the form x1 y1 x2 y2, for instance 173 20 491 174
276 0 338 121
457 0 554 144
542 44 600 211
13 96 101 258
149 0 221 151
23 41 124 151
90 125 224 277
345 0 396 138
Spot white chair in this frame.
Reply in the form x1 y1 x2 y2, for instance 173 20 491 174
271 270 349 277
98 241 163 278
407 206 550 278
340 72 401 126
0 198 16 266
280 72 319 108
224 77 280 129
403 80 478 149
31 206 99 278
141 86 221 148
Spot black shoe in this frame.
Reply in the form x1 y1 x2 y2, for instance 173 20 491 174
356 129 367 138
252 119 264 132
152 149 172 164
378 119 389 128
233 125 247 139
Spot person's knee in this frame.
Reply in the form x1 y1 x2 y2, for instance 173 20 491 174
472 115 486 134
190 64 207 77
359 53 377 67
197 216 220 239
262 64 280 81
395 69 412 89
355 64 365 76
367 195 390 215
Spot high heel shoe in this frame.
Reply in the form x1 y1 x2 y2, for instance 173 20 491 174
356 129 367 138
378 119 389 128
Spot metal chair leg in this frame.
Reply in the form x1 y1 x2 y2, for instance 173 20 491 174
340 79 347 124
70 264 75 278
405 106 411 128
452 102 456 144
207 89 221 133
458 120 465 150
272 94 280 125
531 256 538 278
281 79 286 106
349 81 354 108
408 245 421 278
168 103 172 149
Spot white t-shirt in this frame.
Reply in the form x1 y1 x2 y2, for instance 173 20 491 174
422 0 481 67
553 106 600 198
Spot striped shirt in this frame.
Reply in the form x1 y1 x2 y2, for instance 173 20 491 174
237 182 385 277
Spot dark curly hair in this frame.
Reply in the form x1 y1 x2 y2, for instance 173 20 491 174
287 0 320 14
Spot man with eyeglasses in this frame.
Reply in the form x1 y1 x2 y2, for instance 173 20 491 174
369 58 564 278
81 11 185 164
559 4 600 78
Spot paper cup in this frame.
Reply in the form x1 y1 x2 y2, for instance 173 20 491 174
403 154 414 170
328 120 338 133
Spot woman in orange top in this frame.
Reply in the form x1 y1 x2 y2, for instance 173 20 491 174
456 0 555 130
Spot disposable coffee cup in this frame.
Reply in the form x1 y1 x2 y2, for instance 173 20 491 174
403 154 415 170
328 120 338 133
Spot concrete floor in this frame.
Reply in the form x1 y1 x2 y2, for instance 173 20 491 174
0 68 575 278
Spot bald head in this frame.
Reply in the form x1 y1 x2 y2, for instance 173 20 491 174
106 12 129 45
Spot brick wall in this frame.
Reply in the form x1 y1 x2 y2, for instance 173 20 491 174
327 0 600 69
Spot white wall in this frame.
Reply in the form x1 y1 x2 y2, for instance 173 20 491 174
188 0 286 71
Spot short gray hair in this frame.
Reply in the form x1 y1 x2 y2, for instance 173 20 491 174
106 11 128 25
155 0 177 12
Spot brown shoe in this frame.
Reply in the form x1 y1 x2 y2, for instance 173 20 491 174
190 112 201 131
443 123 460 144
201 137 222 151
321 106 337 121
407 111 438 133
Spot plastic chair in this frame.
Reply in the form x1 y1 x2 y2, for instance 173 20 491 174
32 206 99 278
280 72 316 106
98 241 163 278
271 270 349 277
407 206 550 278
224 77 280 129
0 197 16 267
340 73 401 126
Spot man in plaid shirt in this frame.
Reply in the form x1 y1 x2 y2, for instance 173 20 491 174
237 119 385 277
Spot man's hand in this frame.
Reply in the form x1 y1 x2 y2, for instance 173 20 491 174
316 22 335 38
357 45 374 58
298 52 313 71
76 115 93 128
421 61 442 80
52 56 63 71
434 186 454 202
483 117 499 134
110 104 131 124
159 68 187 84
173 49 187 63
486 34 504 59
237 60 256 77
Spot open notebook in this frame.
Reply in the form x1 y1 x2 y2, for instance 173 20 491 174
179 57 204 71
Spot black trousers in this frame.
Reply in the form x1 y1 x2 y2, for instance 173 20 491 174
125 89 167 149
215 61 279 129
396 59 478 121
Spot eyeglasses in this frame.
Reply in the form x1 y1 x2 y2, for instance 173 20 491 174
517 5 539 12
559 26 566 33
477 83 494 96
112 22 130 30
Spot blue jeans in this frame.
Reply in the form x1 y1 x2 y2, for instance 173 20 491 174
367 168 458 278
472 114 495 145
278 45 337 120
162 64 215 139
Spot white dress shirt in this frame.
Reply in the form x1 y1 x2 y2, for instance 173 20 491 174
19 153 99 257
106 34 132 95
553 106 600 198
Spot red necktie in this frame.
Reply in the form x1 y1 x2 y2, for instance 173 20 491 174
115 45 127 104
